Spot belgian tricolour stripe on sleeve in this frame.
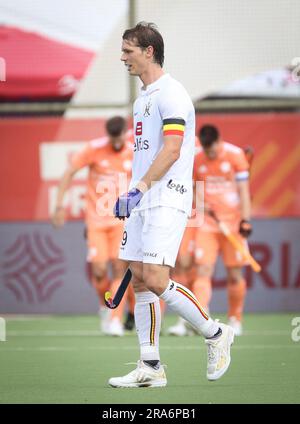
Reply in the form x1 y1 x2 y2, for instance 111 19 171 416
163 118 185 137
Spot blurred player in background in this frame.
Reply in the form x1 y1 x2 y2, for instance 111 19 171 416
51 116 135 336
168 126 252 336
193 124 252 335
168 138 200 336
167 226 197 336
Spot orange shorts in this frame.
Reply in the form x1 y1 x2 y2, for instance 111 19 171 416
178 226 196 258
194 230 249 267
86 224 124 264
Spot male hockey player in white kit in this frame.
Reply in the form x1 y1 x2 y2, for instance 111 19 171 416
109 22 234 388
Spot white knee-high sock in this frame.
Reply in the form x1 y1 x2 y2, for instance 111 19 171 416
159 280 219 338
135 291 161 361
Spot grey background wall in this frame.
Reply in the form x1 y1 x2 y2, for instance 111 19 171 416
1 220 299 314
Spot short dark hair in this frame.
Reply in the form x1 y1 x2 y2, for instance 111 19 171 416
123 21 164 67
106 116 127 137
199 125 219 147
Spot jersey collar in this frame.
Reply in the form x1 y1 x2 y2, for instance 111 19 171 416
141 73 170 94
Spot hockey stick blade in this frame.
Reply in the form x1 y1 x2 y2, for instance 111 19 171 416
208 210 261 273
104 268 132 309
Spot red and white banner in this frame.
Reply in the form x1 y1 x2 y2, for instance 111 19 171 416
0 117 106 221
0 113 300 221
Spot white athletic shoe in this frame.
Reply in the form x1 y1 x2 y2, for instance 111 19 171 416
108 360 167 388
228 316 243 336
99 306 110 334
168 318 200 336
168 318 189 336
205 322 234 381
104 317 124 337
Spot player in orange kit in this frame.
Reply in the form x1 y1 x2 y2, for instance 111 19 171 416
193 124 252 335
169 125 252 336
168 225 197 335
168 139 200 335
52 116 135 336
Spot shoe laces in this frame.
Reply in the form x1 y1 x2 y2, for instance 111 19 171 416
206 343 218 363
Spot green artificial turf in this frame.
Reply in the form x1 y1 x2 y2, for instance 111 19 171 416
0 313 299 404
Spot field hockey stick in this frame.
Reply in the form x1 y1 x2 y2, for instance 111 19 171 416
207 210 261 273
104 267 132 309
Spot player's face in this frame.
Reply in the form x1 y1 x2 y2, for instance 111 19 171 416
203 141 220 160
121 39 148 76
110 131 127 151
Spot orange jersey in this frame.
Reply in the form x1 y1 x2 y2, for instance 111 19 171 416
193 141 249 232
188 136 201 222
71 135 133 229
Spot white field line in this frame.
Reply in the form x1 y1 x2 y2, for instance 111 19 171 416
0 345 299 352
2 315 58 321
7 330 104 336
6 330 291 337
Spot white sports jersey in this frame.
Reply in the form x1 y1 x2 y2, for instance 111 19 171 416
130 73 195 215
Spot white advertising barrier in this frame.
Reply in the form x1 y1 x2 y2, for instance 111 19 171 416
0 219 299 314
0 317 5 341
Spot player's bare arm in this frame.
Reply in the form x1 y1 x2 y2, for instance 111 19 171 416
51 164 79 228
193 176 213 216
237 178 252 237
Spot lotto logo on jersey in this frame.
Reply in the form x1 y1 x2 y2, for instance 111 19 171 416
136 121 143 136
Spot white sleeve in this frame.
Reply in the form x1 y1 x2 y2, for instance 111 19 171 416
158 83 190 123
235 170 249 181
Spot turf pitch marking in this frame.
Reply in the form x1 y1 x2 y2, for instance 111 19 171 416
5 329 291 337
0 345 299 352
